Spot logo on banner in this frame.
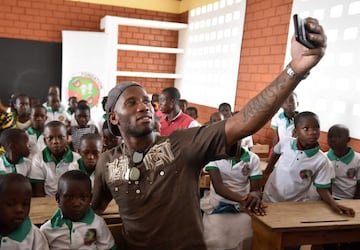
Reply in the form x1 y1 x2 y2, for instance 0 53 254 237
68 72 102 107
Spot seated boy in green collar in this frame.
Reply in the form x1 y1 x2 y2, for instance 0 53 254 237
29 121 80 197
40 170 116 250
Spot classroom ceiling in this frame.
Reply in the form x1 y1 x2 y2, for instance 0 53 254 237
68 0 217 14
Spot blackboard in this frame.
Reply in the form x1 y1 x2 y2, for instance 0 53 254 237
0 38 62 106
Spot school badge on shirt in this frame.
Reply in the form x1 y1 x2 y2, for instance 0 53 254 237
299 169 313 179
84 229 97 245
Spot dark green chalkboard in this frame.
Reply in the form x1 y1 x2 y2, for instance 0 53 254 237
0 38 62 105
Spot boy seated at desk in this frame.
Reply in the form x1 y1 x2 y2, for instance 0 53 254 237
0 128 31 176
263 112 355 214
29 121 81 197
0 173 49 249
40 170 116 250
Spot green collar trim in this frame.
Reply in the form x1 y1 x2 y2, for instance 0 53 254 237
239 147 250 162
4 217 32 242
46 106 63 113
27 127 42 139
50 207 95 229
102 113 108 120
77 158 95 176
291 139 320 158
278 111 296 128
2 154 24 172
327 148 354 164
42 146 73 164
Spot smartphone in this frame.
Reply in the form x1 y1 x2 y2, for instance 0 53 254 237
293 14 316 49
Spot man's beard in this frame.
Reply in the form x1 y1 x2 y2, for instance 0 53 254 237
125 124 154 138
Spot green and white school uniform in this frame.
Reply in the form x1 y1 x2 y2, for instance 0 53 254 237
29 147 80 197
200 148 262 250
73 158 95 188
0 155 32 176
0 217 49 250
263 137 332 203
270 111 297 141
26 127 46 159
327 148 360 199
40 208 116 250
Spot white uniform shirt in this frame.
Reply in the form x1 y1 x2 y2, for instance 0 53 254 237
0 217 49 250
45 107 70 124
26 127 46 159
263 137 332 202
28 147 80 196
0 155 32 176
327 148 360 199
270 111 297 142
200 148 262 212
40 208 115 250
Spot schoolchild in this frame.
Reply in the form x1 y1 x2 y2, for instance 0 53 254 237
29 121 80 197
201 141 264 250
13 94 32 130
263 112 354 215
69 103 99 152
270 92 299 145
45 93 70 124
40 170 116 250
0 173 49 249
0 128 31 176
26 104 47 159
72 133 102 188
326 124 360 199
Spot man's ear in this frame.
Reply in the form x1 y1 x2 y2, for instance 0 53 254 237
109 112 119 126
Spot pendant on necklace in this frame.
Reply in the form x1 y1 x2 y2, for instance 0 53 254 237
129 167 140 181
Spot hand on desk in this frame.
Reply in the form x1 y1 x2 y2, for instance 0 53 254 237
333 203 356 217
241 191 266 216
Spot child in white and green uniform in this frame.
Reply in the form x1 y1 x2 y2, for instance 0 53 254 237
0 173 49 249
40 170 116 250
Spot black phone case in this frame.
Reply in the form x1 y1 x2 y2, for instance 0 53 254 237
293 14 316 49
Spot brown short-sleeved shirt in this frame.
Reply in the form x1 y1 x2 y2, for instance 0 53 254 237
92 121 229 249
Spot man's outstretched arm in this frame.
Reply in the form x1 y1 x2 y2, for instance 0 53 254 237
225 18 326 147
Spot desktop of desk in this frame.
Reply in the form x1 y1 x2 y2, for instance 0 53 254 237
252 199 360 250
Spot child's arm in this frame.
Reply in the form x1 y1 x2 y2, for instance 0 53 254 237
354 182 360 199
317 187 355 217
241 178 266 215
208 169 264 215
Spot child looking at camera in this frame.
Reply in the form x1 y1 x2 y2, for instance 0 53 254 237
0 173 49 249
40 170 116 250
71 134 102 188
29 121 81 197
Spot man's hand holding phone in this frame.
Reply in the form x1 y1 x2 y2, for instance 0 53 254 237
290 15 327 77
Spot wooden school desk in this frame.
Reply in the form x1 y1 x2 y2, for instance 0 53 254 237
251 199 360 250
30 197 120 226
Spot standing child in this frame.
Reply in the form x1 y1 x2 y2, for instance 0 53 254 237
0 173 49 249
0 128 31 176
263 112 354 213
29 121 81 197
40 170 116 249
45 93 70 125
200 141 264 250
26 104 47 159
72 134 102 188
66 96 78 116
270 92 299 146
69 102 99 152
13 94 32 130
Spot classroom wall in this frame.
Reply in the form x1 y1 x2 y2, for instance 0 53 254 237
2 0 360 151
0 0 182 96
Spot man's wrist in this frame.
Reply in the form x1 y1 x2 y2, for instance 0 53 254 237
285 63 310 80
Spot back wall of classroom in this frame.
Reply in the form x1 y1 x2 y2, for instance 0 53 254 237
1 0 359 152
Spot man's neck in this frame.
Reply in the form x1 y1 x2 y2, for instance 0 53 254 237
123 133 156 152
165 106 181 121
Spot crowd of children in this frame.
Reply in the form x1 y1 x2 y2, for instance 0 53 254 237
0 81 359 250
